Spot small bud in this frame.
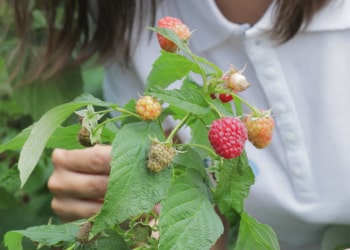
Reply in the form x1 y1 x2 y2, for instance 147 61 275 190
227 72 250 92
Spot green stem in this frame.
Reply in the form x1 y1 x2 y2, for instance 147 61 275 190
182 43 209 91
94 108 115 115
208 102 223 118
114 106 141 119
230 92 260 116
165 112 192 144
186 143 218 159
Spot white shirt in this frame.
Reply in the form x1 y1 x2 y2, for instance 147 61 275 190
104 0 350 248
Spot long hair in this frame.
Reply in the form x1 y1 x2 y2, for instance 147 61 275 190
8 0 157 83
273 0 332 42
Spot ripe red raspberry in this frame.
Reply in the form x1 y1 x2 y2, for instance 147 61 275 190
208 117 247 159
147 141 175 173
157 16 190 52
218 93 233 103
243 114 274 149
136 96 162 120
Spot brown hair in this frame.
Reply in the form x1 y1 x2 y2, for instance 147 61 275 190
273 0 332 42
8 0 157 83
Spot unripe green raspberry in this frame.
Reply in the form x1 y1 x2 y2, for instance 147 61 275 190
136 96 162 120
147 141 175 173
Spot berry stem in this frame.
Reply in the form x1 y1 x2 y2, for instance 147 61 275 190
186 143 218 159
165 112 192 144
231 92 260 116
208 102 223 118
181 43 209 90
93 116 120 133
112 105 142 119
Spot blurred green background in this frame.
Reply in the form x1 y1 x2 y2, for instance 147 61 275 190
0 2 104 249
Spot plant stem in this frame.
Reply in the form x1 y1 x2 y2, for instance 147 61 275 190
182 43 209 91
186 143 217 159
208 102 223 118
232 93 260 116
114 106 141 119
165 112 192 144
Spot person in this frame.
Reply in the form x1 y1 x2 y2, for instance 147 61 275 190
16 0 350 249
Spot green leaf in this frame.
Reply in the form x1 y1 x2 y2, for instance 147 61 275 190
173 145 207 178
18 102 85 188
214 152 255 224
92 121 172 234
234 211 280 250
159 168 223 250
0 127 31 154
146 51 196 91
0 119 116 154
45 124 83 149
187 120 212 159
147 27 222 79
18 94 114 187
47 124 116 149
191 55 223 78
4 222 80 249
148 83 209 115
3 231 23 250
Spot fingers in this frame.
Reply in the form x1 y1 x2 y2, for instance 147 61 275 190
49 145 112 222
51 196 103 222
48 168 108 199
51 144 111 175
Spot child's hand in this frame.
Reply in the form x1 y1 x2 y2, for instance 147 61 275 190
48 145 111 222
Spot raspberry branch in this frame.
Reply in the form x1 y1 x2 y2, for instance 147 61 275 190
165 112 192 144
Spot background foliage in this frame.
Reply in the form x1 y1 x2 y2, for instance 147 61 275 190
0 3 103 249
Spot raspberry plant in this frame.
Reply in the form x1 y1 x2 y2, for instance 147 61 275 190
2 17 279 250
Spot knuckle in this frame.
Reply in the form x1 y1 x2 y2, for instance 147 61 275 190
51 149 65 168
50 197 61 214
47 174 61 193
89 150 110 173
88 177 108 197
